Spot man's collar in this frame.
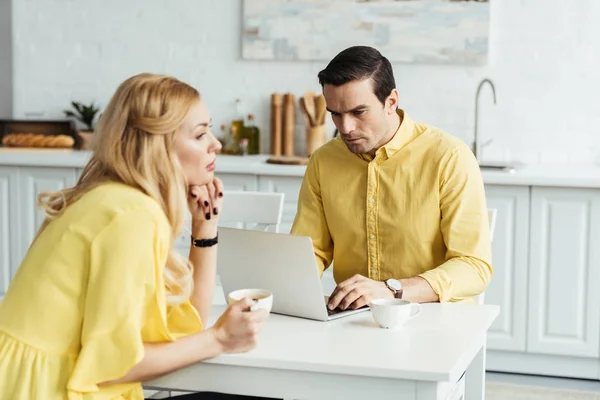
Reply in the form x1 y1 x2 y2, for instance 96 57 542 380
358 109 417 161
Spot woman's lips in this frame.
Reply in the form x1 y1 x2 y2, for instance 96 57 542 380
206 161 216 172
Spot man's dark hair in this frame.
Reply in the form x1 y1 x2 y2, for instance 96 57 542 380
317 46 396 105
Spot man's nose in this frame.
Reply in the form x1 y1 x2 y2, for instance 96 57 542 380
339 115 356 134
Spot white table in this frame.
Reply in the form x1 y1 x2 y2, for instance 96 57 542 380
146 302 499 400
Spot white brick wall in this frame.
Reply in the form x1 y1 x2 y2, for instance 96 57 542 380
11 0 600 166
0 0 12 118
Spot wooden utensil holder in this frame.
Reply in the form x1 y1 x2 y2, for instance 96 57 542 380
306 124 326 156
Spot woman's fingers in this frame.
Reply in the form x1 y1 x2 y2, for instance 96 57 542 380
192 185 212 220
207 181 217 215
214 178 224 199
213 178 224 215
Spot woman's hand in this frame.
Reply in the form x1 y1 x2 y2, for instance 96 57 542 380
209 298 270 354
188 178 223 239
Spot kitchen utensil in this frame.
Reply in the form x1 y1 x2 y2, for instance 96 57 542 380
270 94 283 156
282 93 295 156
314 95 327 125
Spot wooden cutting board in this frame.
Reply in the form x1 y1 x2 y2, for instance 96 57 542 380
266 155 309 165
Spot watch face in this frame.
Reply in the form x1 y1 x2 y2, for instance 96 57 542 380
386 279 402 291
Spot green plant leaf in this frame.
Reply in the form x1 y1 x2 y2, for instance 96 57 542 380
67 100 101 130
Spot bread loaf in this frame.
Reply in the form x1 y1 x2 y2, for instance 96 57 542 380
2 133 75 148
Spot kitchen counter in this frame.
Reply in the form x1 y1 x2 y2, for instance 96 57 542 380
2 148 600 188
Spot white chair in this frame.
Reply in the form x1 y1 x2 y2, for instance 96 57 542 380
476 208 497 306
488 208 497 244
218 190 285 232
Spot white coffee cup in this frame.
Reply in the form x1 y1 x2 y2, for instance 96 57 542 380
227 288 273 313
370 298 421 329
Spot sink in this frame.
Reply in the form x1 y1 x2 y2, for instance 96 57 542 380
478 164 516 173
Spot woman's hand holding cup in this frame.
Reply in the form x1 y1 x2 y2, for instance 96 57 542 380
209 297 269 354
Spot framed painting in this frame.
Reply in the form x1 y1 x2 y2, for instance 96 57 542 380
242 0 490 65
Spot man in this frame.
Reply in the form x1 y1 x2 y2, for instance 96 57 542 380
290 46 492 311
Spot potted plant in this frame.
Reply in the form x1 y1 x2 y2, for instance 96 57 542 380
63 101 100 150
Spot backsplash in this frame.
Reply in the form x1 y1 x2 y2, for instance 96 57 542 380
11 0 600 166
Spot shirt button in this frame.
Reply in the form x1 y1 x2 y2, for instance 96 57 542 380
369 234 375 239
369 198 375 203
371 269 377 275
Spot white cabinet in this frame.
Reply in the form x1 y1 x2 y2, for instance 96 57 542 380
527 187 600 358
258 175 303 233
484 185 530 352
17 167 77 265
0 167 19 298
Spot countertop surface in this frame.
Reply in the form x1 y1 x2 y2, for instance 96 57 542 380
2 148 600 188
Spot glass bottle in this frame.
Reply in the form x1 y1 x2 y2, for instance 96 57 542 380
230 98 244 155
217 123 228 152
243 113 260 155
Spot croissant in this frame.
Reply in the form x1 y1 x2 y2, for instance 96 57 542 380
1 133 75 148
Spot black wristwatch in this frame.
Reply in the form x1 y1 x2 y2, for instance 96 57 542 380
191 233 218 248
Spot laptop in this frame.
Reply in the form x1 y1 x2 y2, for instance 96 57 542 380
217 227 370 321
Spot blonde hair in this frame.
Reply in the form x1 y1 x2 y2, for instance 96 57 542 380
37 73 199 305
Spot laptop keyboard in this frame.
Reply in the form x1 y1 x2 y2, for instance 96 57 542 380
325 296 369 316
327 307 344 316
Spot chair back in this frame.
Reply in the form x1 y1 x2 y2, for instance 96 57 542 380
218 190 285 232
476 208 498 305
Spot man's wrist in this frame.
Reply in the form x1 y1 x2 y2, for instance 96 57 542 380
384 278 403 299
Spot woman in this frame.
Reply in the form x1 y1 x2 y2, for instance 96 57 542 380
0 73 271 399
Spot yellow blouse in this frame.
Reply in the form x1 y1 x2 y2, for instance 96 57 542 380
0 182 202 399
291 110 492 302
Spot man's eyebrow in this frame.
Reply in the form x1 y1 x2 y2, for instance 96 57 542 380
326 105 368 114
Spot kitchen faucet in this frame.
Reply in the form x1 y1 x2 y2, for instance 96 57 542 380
473 78 496 161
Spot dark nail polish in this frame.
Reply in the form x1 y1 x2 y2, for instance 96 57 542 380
218 192 223 197
205 213 211 220
213 208 219 215
204 201 209 207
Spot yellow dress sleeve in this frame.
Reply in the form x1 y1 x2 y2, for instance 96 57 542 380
419 145 493 302
66 207 170 396
290 155 333 276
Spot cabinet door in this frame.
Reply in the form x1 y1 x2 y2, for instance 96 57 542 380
0 167 19 299
258 175 303 234
18 167 77 265
484 185 530 352
528 187 600 358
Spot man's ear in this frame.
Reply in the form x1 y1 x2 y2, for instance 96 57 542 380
386 89 399 113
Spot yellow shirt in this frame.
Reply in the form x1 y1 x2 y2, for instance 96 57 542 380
290 110 492 302
0 182 202 399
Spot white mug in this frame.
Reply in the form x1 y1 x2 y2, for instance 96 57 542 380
369 298 421 329
227 288 273 313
